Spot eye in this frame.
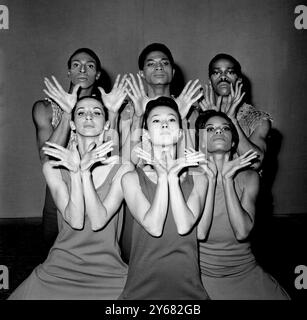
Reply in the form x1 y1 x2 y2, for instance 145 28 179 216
77 111 85 116
152 119 160 123
227 70 235 75
162 61 169 66
72 62 80 68
146 62 154 67
87 63 96 69
169 118 176 122
222 126 231 131
206 126 214 132
94 111 102 116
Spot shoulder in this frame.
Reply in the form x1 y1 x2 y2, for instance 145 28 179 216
32 99 53 123
121 167 139 184
236 169 260 191
114 161 135 180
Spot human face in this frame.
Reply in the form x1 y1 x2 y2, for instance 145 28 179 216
68 52 100 89
72 98 105 137
146 106 181 146
201 116 233 153
140 51 174 86
210 59 240 96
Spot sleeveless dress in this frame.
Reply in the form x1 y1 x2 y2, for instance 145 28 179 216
119 168 209 300
9 164 128 300
199 177 289 300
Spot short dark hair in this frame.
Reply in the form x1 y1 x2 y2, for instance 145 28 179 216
195 110 239 152
138 43 174 70
142 96 182 130
67 48 102 73
208 53 242 77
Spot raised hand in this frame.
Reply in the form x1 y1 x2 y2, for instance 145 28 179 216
80 140 114 172
174 80 203 119
185 148 217 179
221 150 258 180
42 141 80 172
134 147 168 177
167 149 202 178
199 82 222 112
223 80 245 119
43 76 81 114
98 74 128 113
125 73 154 117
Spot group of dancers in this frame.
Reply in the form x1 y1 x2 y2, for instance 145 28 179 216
8 43 290 299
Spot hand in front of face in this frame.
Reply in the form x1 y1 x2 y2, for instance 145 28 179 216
125 73 155 117
42 141 80 173
98 74 128 114
174 80 203 119
43 76 81 114
221 150 258 180
199 81 222 112
135 147 168 178
223 80 245 119
185 148 217 180
167 149 203 179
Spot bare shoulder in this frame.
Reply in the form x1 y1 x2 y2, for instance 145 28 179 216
114 161 135 180
32 99 53 124
237 169 260 189
121 168 139 189
252 118 271 137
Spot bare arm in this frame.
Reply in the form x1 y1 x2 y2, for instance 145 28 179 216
232 118 271 169
42 145 84 229
223 168 259 241
81 163 133 231
122 169 168 237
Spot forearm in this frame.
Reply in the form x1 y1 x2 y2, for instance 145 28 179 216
197 178 216 240
141 175 168 237
63 171 84 229
81 171 108 231
168 176 198 235
232 118 263 168
222 178 253 240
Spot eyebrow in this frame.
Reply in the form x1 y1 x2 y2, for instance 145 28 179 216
145 58 170 62
205 122 230 126
71 59 96 64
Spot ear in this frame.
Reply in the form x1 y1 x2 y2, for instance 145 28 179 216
70 121 76 131
172 68 175 77
178 129 183 139
67 70 71 78
96 71 101 81
139 70 145 78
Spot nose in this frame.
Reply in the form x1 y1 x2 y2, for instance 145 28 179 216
85 111 93 120
80 64 86 73
155 62 163 70
162 120 168 128
215 127 222 134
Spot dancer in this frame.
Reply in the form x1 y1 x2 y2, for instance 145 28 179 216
9 96 132 299
119 96 209 300
195 110 289 299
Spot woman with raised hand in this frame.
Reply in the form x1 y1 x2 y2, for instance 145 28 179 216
195 110 289 300
9 97 132 300
119 96 209 300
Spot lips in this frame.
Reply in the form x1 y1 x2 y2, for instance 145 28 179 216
77 77 88 81
83 124 95 128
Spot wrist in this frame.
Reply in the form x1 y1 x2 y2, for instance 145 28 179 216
62 111 72 120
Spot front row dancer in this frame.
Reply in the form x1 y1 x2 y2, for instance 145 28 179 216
195 110 290 299
9 97 132 299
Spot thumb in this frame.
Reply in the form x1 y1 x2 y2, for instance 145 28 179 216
72 83 82 95
224 153 230 162
87 142 96 153
98 86 106 96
